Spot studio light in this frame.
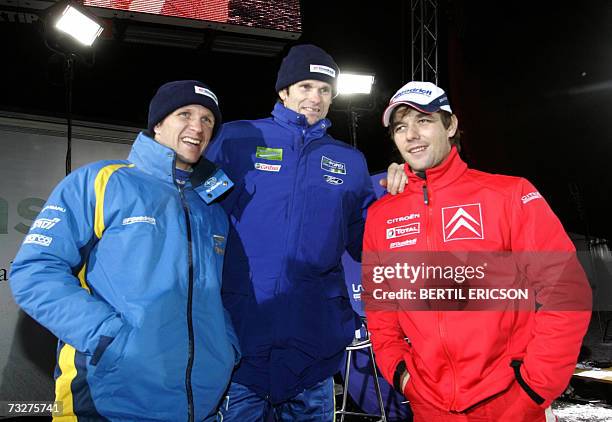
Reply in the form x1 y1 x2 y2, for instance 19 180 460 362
54 3 103 46
42 1 104 175
337 73 375 95
335 72 375 148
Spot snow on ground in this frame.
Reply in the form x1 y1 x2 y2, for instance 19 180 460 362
553 401 612 422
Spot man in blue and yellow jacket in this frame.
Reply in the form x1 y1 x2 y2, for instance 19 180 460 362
10 80 239 421
207 44 376 421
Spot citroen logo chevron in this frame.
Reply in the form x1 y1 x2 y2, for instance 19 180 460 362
442 204 484 242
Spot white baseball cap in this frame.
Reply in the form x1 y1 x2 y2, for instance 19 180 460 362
382 81 452 127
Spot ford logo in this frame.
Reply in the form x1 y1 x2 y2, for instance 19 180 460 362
204 177 217 188
324 175 343 185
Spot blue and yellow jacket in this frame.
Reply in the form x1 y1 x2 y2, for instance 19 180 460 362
206 103 376 403
10 133 239 421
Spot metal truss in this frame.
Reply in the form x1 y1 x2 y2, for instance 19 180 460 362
411 0 438 84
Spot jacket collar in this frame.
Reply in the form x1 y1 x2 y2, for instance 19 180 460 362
128 132 177 183
405 146 468 191
271 102 331 141
128 132 218 188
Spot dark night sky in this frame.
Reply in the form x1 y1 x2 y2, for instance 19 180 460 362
2 0 612 240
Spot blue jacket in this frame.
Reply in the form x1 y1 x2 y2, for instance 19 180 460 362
10 133 239 421
206 103 376 403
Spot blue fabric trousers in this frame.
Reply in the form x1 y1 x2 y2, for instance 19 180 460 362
218 377 335 422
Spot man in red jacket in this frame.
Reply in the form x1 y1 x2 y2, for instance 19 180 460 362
363 81 591 421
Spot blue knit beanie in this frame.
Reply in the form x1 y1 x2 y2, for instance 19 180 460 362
275 44 339 95
148 80 222 135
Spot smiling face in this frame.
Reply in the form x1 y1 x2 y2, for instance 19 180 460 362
391 106 458 172
153 104 215 170
278 79 333 125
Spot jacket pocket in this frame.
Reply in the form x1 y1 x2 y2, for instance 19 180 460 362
493 381 546 421
92 324 132 378
286 279 358 363
323 281 359 358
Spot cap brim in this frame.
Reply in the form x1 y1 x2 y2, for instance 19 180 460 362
382 101 445 127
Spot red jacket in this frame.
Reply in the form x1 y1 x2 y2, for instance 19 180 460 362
363 147 590 412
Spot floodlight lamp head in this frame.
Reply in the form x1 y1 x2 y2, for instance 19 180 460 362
43 1 104 54
54 3 103 46
337 73 375 96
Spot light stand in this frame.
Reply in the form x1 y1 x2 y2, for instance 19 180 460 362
346 99 360 149
41 1 103 175
64 53 75 175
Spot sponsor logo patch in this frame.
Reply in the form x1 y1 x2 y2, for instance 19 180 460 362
310 64 336 78
321 156 346 175
442 204 484 242
213 234 225 255
390 238 417 249
203 176 229 194
392 87 432 100
206 179 227 193
194 85 219 105
202 168 233 203
32 217 61 230
255 162 281 172
386 213 420 225
24 234 52 247
323 175 343 185
255 146 283 161
521 191 542 204
386 222 420 239
42 205 66 213
122 216 156 226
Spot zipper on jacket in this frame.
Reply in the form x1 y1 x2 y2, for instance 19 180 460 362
423 181 433 251
427 182 458 410
438 311 458 410
280 125 323 284
178 186 195 422
283 129 306 222
422 179 458 410
279 128 308 281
